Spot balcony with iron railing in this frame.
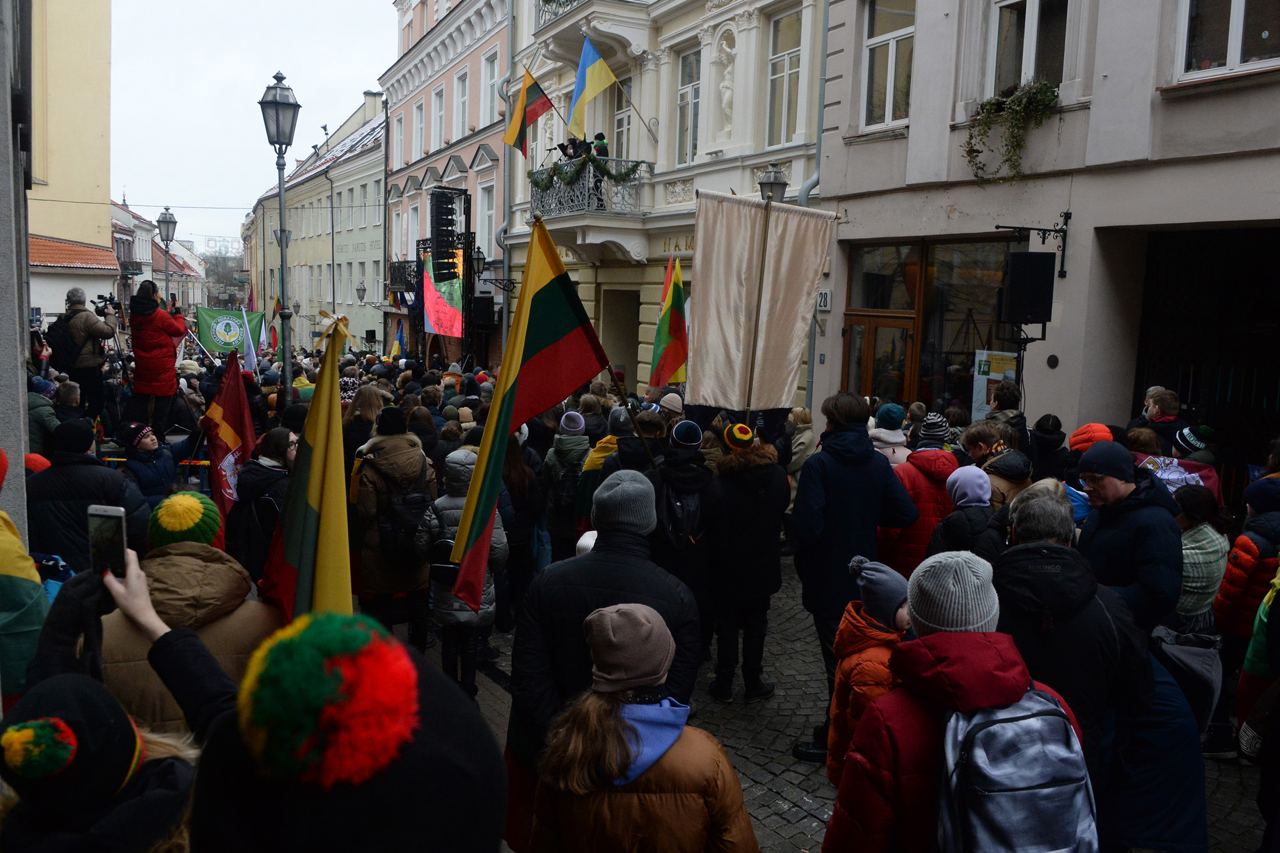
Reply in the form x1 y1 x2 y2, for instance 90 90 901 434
529 157 651 220
535 0 588 30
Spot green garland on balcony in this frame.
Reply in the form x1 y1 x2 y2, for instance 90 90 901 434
962 80 1059 181
528 152 647 192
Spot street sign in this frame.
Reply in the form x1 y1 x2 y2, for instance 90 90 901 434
817 289 832 313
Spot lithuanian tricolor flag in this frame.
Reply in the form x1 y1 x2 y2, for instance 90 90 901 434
450 219 608 608
649 256 688 387
276 317 353 619
504 69 554 157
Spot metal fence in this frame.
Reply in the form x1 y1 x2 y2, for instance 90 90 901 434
535 0 588 29
529 158 649 219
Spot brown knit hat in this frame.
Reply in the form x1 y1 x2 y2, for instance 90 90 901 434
584 604 675 693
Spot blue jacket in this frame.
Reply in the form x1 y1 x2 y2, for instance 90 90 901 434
790 426 917 619
1078 468 1183 631
121 436 196 509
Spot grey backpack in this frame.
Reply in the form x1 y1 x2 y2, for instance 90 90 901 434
938 687 1098 853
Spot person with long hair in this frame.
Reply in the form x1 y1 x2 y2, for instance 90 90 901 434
532 604 757 851
503 434 544 626
342 384 385 479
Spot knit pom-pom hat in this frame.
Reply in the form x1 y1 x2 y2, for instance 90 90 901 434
237 613 420 789
149 491 222 549
2 717 78 778
724 423 755 451
1069 423 1112 454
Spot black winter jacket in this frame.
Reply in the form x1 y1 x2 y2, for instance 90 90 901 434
1030 427 1072 482
600 436 665 479
994 542 1153 786
225 459 289 582
646 448 722 601
712 449 790 602
927 505 995 557
1078 469 1183 631
790 426 917 619
26 453 150 572
508 530 701 767
971 505 1012 565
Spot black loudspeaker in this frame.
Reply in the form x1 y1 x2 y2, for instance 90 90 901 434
1003 251 1056 324
364 329 377 344
472 295 496 328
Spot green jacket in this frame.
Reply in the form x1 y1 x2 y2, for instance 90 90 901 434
27 391 60 457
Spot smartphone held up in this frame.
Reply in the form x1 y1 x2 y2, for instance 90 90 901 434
88 504 127 578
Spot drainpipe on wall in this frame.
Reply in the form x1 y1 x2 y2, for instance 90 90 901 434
496 1 516 350
797 0 830 411
323 168 336 315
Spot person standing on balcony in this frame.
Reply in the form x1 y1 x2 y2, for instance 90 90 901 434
591 132 609 211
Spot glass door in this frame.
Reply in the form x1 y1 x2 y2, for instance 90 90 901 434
842 315 915 403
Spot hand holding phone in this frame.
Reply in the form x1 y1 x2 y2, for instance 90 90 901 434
87 504 127 578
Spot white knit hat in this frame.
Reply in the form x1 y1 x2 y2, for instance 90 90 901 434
908 551 999 636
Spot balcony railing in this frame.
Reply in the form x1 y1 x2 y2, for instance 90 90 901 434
530 158 650 219
535 0 588 30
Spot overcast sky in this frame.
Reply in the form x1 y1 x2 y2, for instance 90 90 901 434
111 1 394 256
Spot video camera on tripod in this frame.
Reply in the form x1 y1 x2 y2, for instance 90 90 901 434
92 293 121 317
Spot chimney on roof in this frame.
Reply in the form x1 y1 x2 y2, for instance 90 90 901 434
365 90 384 120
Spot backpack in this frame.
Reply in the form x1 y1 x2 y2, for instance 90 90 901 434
46 312 91 372
938 687 1098 853
655 480 705 552
368 458 433 562
548 457 581 519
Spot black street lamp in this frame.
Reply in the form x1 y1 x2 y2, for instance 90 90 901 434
757 162 788 202
259 71 301 389
157 206 177 300
355 283 367 303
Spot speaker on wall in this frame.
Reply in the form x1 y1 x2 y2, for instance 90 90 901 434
1003 251 1056 325
471 295 496 328
364 329 377 344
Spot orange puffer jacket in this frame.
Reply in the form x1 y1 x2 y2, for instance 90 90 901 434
877 450 957 576
826 601 904 785
1214 512 1280 639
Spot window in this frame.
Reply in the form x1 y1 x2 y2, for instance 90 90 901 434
408 205 420 256
358 261 367 298
374 180 383 225
374 260 381 289
431 88 444 149
347 263 355 302
1182 0 1280 76
394 115 404 167
360 184 368 227
335 264 343 305
676 50 701 165
348 190 357 230
864 0 915 127
454 71 469 140
988 0 1067 97
768 11 803 146
614 78 632 160
436 0 446 23
478 183 496 258
413 100 424 158
392 210 403 259
481 51 499 126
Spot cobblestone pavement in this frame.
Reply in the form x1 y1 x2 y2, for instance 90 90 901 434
446 560 1265 852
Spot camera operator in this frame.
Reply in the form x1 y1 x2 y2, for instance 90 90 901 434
64 287 117 419
124 280 188 438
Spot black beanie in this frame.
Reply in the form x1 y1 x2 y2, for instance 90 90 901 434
377 406 408 436
1078 440 1135 483
281 404 309 434
53 418 95 454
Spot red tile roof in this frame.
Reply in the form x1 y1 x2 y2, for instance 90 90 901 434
29 234 120 271
151 242 198 277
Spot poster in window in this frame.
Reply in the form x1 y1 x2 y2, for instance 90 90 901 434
971 350 1018 422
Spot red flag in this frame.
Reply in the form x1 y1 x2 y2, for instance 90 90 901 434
200 351 258 517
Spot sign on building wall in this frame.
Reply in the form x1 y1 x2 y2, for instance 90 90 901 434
971 350 1019 422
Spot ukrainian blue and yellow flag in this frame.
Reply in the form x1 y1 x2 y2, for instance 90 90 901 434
389 321 406 359
568 37 617 138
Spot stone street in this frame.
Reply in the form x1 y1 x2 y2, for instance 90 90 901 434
455 562 1265 852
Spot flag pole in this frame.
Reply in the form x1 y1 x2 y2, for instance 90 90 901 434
741 197 773 426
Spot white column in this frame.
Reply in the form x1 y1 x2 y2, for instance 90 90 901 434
637 49 661 165
793 0 818 145
654 48 675 172
731 9 762 155
696 26 715 162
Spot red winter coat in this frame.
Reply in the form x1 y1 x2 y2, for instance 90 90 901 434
823 632 1081 853
826 601 903 784
877 450 957 576
1214 512 1280 639
129 298 187 396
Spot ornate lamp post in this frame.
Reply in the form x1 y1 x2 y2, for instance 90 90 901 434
258 72 301 389
156 206 177 300
757 161 788 202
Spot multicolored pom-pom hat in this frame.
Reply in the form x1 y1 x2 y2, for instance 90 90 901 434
149 491 223 550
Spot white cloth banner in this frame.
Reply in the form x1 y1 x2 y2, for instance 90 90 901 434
687 190 835 411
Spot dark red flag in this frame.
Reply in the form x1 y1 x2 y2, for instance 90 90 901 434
200 351 258 517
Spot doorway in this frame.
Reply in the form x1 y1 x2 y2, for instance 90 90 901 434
599 288 641 391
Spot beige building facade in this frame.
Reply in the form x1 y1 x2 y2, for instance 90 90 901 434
813 0 1280 497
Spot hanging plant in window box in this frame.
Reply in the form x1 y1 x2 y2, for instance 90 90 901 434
962 80 1059 182
528 152 648 192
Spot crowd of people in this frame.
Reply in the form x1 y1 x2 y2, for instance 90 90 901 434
4 285 1280 851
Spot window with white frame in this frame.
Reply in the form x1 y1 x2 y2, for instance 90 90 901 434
335 264 343 305
408 205 420 257
481 51 499 126
394 115 404 167
436 0 446 24
987 0 1068 97
374 260 381 289
478 182 496 258
431 88 445 149
349 190 357 230
769 11 803 146
392 210 403 259
676 50 701 165
863 0 915 128
1181 0 1280 76
614 78 632 161
454 71 469 139
360 184 368 227
374 180 383 224
326 196 334 233
413 100 425 157
347 263 354 302
358 261 367 298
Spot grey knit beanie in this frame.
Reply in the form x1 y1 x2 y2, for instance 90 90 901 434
591 470 657 535
908 551 999 636
584 603 675 693
850 556 908 631
560 410 586 436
